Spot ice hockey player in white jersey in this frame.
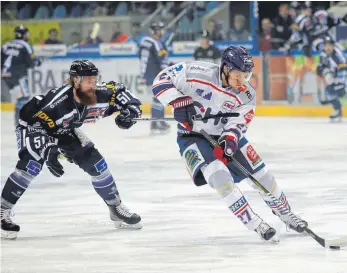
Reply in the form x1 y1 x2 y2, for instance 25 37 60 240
152 46 308 242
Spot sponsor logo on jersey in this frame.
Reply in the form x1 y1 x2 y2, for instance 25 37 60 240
56 128 70 134
184 149 202 172
195 88 212 100
33 111 55 128
230 196 248 213
50 94 68 108
245 90 252 99
244 109 254 124
246 144 261 166
87 108 107 117
62 116 74 128
109 92 116 106
222 101 236 111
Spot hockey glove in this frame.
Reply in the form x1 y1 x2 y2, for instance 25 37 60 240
214 133 238 165
171 96 195 131
115 104 142 129
40 143 65 177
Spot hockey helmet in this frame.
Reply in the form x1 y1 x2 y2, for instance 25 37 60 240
69 60 99 78
323 36 335 45
220 46 254 82
14 25 29 40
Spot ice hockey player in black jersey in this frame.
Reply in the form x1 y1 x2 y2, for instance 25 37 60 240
193 30 221 64
317 37 346 122
139 21 171 134
1 60 143 239
284 2 347 58
1 25 42 126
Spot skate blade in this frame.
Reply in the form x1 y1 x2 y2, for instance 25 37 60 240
150 129 170 136
270 235 280 243
113 220 143 230
1 230 18 240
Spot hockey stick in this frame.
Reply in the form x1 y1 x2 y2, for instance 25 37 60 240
198 128 347 249
134 112 240 121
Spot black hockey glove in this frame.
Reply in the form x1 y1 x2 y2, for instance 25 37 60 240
115 105 142 129
40 143 65 177
171 96 196 131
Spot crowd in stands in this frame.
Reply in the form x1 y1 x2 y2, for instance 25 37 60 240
1 2 159 20
1 1 339 51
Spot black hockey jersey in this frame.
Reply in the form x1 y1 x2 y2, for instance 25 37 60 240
1 39 35 78
139 36 169 84
289 11 341 48
317 46 347 78
18 82 141 137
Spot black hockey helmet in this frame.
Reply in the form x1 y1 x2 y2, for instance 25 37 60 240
324 36 335 45
199 29 210 40
69 60 99 78
14 25 29 40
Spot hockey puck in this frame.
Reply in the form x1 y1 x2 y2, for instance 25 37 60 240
329 246 340 250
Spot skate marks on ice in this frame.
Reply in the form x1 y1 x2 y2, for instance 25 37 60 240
1 114 347 273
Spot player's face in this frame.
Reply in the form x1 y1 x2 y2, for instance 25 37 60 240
304 8 312 17
74 76 97 105
324 43 334 55
155 29 164 39
23 32 30 41
227 70 246 90
200 38 209 49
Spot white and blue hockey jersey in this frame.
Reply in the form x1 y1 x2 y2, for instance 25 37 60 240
152 61 256 142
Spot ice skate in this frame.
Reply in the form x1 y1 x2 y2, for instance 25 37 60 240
329 109 342 123
107 202 142 229
1 207 20 239
150 121 170 135
273 209 308 233
254 221 279 242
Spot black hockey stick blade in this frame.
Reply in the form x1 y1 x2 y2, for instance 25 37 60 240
305 227 347 249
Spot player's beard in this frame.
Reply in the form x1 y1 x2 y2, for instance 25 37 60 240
76 87 97 106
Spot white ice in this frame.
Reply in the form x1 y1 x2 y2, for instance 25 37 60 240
1 111 347 273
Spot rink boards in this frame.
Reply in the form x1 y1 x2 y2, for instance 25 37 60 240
2 102 347 117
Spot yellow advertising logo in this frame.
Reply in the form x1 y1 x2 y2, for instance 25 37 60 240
33 111 55 128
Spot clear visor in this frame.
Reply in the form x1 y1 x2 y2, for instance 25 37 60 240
244 72 252 82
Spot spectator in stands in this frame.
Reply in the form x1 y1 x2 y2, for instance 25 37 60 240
109 23 129 43
272 3 293 48
259 18 276 51
207 19 225 41
1 2 18 20
193 30 221 64
70 31 82 45
228 14 251 41
42 28 63 45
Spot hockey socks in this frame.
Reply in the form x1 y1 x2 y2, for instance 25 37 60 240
1 169 34 207
91 171 121 206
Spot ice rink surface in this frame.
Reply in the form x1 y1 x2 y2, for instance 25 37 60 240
1 112 347 273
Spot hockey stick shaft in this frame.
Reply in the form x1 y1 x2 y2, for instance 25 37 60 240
134 112 240 121
198 128 346 249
